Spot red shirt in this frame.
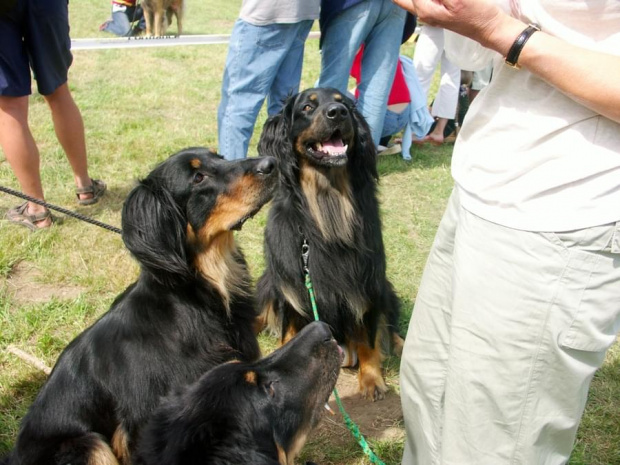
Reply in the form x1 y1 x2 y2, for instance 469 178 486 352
350 46 410 106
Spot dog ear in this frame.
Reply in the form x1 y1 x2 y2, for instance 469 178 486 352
121 179 192 283
258 100 293 161
258 98 298 184
349 101 379 184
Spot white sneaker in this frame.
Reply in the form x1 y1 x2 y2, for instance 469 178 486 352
377 143 402 156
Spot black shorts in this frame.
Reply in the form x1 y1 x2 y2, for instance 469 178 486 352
0 0 73 96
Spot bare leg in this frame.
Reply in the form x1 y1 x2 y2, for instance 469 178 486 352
44 83 95 201
426 117 449 145
0 95 52 227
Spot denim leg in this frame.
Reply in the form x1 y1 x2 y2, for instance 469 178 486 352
267 20 312 116
218 20 302 160
317 1 376 94
382 107 409 139
318 0 405 145
102 11 131 37
356 1 406 145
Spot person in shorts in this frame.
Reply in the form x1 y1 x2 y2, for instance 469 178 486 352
0 0 106 231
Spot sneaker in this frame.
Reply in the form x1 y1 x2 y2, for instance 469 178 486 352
377 143 402 156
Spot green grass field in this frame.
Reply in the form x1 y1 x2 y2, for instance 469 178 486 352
0 1 618 464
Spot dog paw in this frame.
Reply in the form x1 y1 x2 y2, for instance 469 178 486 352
358 370 388 401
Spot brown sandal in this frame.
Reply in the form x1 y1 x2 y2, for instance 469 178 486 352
76 179 107 206
6 202 52 231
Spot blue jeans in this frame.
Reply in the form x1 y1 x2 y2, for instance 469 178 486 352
218 19 313 160
101 7 144 37
382 106 409 139
318 0 406 146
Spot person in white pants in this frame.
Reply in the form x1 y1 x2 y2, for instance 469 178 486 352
394 0 620 463
413 24 460 145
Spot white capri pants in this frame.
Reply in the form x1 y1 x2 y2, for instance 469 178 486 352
400 188 620 464
413 25 460 120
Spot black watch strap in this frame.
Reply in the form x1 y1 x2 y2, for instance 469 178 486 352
505 24 540 69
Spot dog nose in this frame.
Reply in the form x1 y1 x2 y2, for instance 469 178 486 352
325 103 349 121
255 156 277 175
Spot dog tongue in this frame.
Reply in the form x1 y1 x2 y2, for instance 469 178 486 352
320 137 347 156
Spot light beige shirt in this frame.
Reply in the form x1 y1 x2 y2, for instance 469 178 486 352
451 0 620 231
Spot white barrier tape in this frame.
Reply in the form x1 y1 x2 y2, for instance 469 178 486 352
72 31 322 51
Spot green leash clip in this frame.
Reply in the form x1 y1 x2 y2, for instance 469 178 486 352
302 239 386 465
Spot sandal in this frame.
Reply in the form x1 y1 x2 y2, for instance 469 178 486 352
76 179 107 206
6 202 52 231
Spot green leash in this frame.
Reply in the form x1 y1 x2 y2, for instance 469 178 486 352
301 239 386 465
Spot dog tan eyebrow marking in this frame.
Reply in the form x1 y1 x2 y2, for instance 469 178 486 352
244 371 257 385
333 93 343 101
190 158 201 169
309 93 317 102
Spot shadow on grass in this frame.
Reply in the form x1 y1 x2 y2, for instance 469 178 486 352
0 371 47 454
570 350 620 465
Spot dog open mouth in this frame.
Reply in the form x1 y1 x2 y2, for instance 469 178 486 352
307 130 349 162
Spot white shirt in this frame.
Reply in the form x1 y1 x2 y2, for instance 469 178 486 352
451 0 620 231
239 0 319 26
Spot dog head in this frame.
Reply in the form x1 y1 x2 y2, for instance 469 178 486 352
136 321 342 465
121 147 278 285
259 87 377 181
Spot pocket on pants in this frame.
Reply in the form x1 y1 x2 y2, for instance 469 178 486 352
543 222 620 352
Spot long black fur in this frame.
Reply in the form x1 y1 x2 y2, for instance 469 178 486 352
256 88 401 400
134 322 341 465
3 147 278 465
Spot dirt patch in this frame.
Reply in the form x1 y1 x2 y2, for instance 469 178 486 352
6 262 84 305
309 368 404 450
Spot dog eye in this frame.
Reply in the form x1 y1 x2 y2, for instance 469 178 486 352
193 172 205 184
302 104 314 112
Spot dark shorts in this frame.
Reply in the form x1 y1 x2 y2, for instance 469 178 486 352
0 0 73 96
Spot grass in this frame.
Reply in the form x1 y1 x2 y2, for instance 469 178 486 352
0 1 619 464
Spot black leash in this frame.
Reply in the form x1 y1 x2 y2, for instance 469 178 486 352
0 185 122 235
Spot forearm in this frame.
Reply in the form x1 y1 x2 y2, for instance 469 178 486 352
394 0 620 123
481 14 620 123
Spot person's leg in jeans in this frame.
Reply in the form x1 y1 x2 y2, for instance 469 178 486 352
267 20 312 117
355 0 405 145
219 20 301 160
318 1 375 96
101 9 132 36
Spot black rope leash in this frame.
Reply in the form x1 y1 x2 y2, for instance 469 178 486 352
0 184 122 234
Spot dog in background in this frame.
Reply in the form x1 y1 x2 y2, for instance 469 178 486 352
141 0 183 36
256 87 403 401
1 148 278 465
135 321 342 465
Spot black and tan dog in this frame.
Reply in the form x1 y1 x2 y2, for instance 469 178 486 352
135 321 342 465
141 0 183 36
256 88 403 401
1 148 278 465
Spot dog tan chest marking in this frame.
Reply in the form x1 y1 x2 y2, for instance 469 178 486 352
192 232 250 315
299 160 357 244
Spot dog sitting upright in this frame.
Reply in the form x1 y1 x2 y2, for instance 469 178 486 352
256 88 403 401
1 148 278 465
